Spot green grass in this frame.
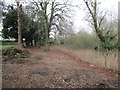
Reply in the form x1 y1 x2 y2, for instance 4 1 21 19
0 45 13 49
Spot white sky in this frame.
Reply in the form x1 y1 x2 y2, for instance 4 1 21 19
73 0 119 33
1 0 120 35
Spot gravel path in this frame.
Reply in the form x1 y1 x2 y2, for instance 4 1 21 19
2 47 119 88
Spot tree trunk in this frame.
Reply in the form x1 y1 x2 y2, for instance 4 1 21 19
45 29 50 51
17 2 22 49
25 38 30 47
31 40 33 46
34 40 37 46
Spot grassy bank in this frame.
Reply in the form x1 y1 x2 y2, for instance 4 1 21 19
56 45 118 71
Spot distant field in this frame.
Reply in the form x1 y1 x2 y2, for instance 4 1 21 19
0 45 13 49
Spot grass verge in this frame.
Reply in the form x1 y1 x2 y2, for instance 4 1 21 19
0 45 13 49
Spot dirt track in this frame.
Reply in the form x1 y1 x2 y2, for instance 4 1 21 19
2 46 119 88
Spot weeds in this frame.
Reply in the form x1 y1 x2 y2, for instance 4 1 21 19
12 58 29 64
2 47 29 64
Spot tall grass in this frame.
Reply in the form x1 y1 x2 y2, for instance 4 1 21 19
56 46 118 71
59 31 118 71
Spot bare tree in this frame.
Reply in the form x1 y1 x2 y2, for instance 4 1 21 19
83 0 117 51
32 0 72 50
83 0 118 68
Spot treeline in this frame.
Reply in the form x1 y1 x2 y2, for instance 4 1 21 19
1 1 73 49
2 5 48 47
62 30 118 52
63 0 118 52
1 0 119 51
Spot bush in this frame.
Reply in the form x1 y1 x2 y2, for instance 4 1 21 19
48 40 57 45
2 47 29 59
2 41 17 45
64 31 99 49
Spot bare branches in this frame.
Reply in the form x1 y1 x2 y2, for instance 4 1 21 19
83 0 117 51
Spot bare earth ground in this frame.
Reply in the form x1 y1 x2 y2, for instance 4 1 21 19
2 46 119 88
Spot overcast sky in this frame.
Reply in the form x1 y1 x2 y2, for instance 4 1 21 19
1 0 120 34
73 0 119 33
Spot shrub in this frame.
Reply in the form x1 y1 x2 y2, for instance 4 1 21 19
2 41 17 45
64 31 99 49
2 47 29 59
